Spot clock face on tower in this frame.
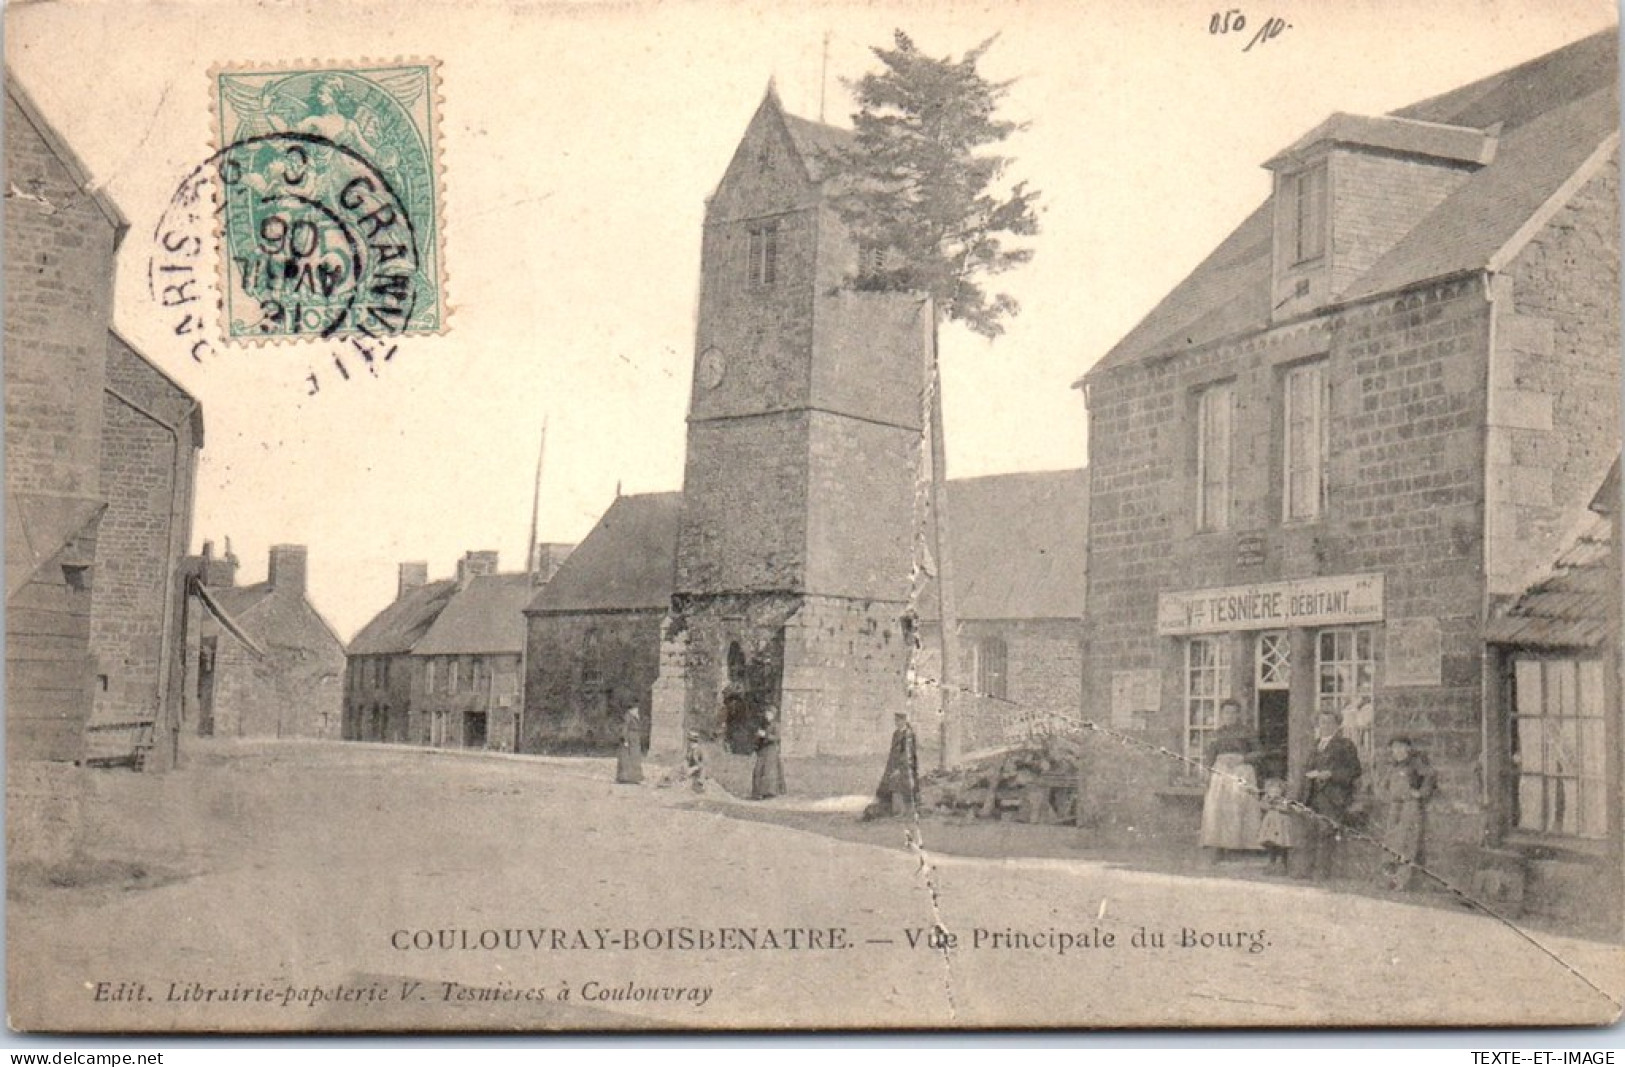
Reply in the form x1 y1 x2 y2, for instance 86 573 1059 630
698 346 727 390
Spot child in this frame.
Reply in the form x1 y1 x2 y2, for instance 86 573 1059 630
1257 777 1295 873
683 730 708 794
1375 736 1436 891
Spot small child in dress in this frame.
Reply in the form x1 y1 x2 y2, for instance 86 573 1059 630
1257 777 1295 873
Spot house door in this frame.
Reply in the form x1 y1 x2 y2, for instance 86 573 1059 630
197 637 218 737
1255 631 1291 782
464 711 487 749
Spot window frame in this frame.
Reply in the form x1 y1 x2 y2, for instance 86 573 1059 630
971 634 1010 701
1510 656 1608 841
1292 162 1328 264
1282 359 1330 524
1183 636 1233 769
1316 626 1376 769
1195 381 1234 533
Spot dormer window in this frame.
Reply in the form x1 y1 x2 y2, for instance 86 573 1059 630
1290 162 1327 264
747 221 779 287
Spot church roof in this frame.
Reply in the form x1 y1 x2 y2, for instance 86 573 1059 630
780 110 853 183
415 573 536 655
919 469 1089 621
1084 29 1618 379
526 492 682 614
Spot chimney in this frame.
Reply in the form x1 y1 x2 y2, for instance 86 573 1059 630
199 538 239 587
530 542 575 585
398 561 429 600
455 550 500 585
267 544 308 596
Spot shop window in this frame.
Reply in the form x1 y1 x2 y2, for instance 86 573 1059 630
1283 360 1329 523
1184 636 1232 769
1317 627 1375 767
1195 382 1233 531
1512 658 1607 840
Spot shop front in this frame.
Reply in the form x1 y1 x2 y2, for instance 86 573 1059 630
1156 573 1385 787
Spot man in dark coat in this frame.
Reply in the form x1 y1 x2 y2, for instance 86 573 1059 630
1296 710 1362 880
867 711 920 819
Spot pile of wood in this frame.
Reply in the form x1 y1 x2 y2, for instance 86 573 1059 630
920 736 1082 824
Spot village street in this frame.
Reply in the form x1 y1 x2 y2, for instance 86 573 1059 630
8 740 1623 1032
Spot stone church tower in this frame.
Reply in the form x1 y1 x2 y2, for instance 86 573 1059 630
649 87 927 758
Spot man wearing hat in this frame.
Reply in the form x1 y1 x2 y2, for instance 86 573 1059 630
1296 709 1362 880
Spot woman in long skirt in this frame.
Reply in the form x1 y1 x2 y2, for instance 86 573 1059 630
1199 699 1263 860
751 705 786 800
615 706 644 785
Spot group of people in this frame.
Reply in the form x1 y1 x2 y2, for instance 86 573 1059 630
614 704 923 817
613 703 786 799
1200 698 1437 889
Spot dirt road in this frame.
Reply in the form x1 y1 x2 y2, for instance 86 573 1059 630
8 740 1621 1031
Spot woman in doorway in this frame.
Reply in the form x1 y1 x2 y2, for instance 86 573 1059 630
615 706 644 785
1199 698 1264 863
751 705 786 800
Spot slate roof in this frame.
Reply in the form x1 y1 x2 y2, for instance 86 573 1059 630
920 469 1089 621
348 578 458 655
530 473 1088 622
209 582 274 619
1486 510 1615 648
414 573 536 656
780 109 853 183
1086 29 1619 378
526 492 682 614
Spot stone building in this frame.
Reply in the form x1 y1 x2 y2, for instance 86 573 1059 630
523 492 680 754
5 72 204 780
915 470 1089 754
344 562 457 744
414 570 539 752
83 331 203 770
1075 32 1619 888
185 543 347 740
346 546 571 747
649 87 928 759
1484 458 1620 924
526 473 1091 758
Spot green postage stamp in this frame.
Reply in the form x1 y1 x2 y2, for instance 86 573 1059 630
213 61 445 342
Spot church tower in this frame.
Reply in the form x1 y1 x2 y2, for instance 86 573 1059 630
650 87 927 758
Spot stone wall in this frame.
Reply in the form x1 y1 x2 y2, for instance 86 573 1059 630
90 336 199 742
1083 276 1496 858
1486 157 1621 595
523 611 662 754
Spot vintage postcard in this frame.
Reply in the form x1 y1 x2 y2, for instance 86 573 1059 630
4 0 1622 1034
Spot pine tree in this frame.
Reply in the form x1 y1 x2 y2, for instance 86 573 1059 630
831 31 1040 767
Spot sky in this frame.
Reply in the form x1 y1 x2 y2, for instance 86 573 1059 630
5 0 1617 638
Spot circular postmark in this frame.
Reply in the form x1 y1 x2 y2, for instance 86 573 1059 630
148 132 422 390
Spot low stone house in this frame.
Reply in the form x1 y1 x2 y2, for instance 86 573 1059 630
186 543 347 740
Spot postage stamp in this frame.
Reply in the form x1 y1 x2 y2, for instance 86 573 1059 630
211 61 446 342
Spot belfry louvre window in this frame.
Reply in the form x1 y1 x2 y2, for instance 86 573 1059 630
1284 361 1329 522
1196 382 1233 531
1512 657 1607 840
1292 163 1327 263
747 221 779 287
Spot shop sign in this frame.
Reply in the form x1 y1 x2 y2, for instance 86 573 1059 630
1157 573 1384 636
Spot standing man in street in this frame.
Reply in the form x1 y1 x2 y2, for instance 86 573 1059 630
1296 710 1362 880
